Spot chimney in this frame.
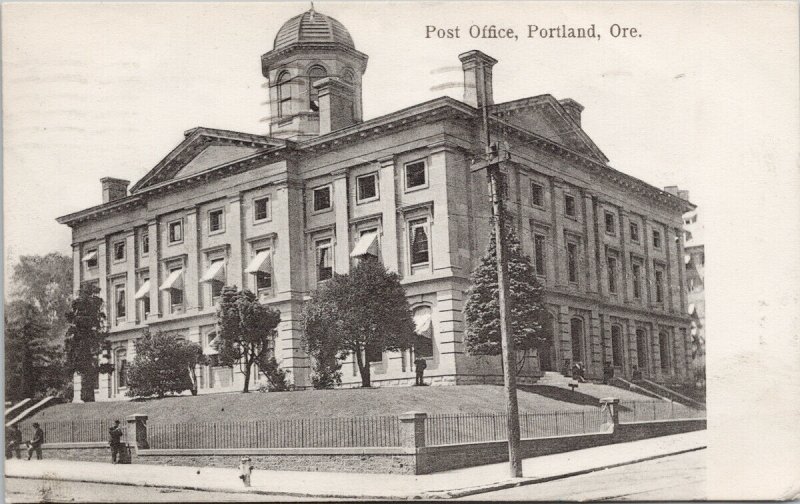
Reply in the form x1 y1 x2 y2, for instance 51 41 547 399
559 98 584 126
663 185 690 201
101 177 130 203
313 77 357 135
458 50 498 109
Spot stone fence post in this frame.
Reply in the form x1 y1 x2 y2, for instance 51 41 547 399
126 414 149 451
600 397 620 433
399 411 427 449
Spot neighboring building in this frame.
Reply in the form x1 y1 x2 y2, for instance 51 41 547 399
58 7 696 400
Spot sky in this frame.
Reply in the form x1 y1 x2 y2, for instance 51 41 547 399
2 2 800 497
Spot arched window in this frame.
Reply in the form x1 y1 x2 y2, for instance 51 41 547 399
116 348 127 388
308 65 327 111
412 306 433 359
277 71 292 118
659 331 671 370
570 317 584 364
636 328 648 369
342 68 355 85
611 325 623 367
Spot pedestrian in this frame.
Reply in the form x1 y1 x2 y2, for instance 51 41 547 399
414 357 427 386
108 420 124 464
6 424 22 459
27 423 44 460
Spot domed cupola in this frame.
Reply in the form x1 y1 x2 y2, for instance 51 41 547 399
262 6 368 140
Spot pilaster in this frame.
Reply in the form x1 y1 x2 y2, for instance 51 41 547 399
146 220 160 321
227 195 244 289
435 289 463 375
583 192 599 293
428 143 454 276
588 310 602 378
558 305 571 367
378 155 399 273
332 171 350 274
552 180 566 287
619 210 631 304
72 244 82 296
125 231 137 329
675 226 688 313
184 208 200 314
665 227 676 314
97 240 108 308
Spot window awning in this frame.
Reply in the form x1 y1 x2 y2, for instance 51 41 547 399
687 303 696 315
204 334 220 355
684 254 691 265
350 232 378 258
200 261 226 283
82 250 97 262
159 269 184 291
245 251 272 273
414 310 432 337
134 280 150 300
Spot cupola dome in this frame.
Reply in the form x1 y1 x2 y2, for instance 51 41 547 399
273 7 355 50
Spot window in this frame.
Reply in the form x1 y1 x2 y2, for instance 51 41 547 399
405 161 427 190
254 196 270 222
208 209 224 233
116 349 127 388
632 263 642 299
629 222 640 243
659 332 671 370
160 265 184 312
316 239 333 282
255 249 272 291
135 275 151 321
168 220 183 244
604 211 616 235
278 71 291 117
351 228 380 261
636 329 648 369
246 246 273 293
84 249 99 269
533 234 546 276
141 233 149 256
202 258 225 303
308 65 326 111
114 284 126 322
607 255 618 294
409 218 430 266
313 185 332 212
413 306 434 359
356 173 378 202
655 269 664 302
567 242 578 283
113 241 125 262
611 325 624 367
531 182 544 207
564 194 576 217
652 229 661 249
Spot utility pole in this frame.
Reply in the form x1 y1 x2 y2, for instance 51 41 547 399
471 103 523 478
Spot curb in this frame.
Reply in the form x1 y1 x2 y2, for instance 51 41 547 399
6 445 706 500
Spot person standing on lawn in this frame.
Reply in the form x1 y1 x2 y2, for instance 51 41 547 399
108 420 124 464
27 423 44 460
414 356 427 386
6 424 22 459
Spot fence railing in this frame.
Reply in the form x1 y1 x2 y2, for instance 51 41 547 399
17 419 126 444
425 409 609 446
618 400 706 423
148 416 401 449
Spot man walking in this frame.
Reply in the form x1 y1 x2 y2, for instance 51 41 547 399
6 424 22 459
27 423 44 460
414 356 427 386
108 420 124 464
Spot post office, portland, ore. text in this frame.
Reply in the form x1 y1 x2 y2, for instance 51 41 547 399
425 24 641 41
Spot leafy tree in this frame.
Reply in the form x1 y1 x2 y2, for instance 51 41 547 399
4 301 65 401
259 356 289 392
11 253 73 344
126 330 205 398
302 258 415 388
215 287 282 393
64 283 109 402
464 225 553 372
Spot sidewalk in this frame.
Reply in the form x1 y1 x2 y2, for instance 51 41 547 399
5 430 706 500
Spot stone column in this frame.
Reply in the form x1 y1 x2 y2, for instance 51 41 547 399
125 231 137 328
184 208 200 314
558 305 572 370
642 218 653 306
664 227 676 314
588 310 602 378
146 220 160 321
399 411 427 448
619 210 631 304
332 170 350 274
97 240 108 307
675 226 688 313
583 192 599 293
126 414 149 450
378 155 399 273
551 180 567 287
428 142 454 276
72 244 82 296
227 195 244 290
72 372 83 403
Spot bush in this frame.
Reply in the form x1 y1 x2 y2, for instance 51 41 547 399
260 357 289 392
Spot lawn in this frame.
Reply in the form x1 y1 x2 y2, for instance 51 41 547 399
29 385 602 424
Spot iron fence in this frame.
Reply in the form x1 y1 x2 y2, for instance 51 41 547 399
618 400 706 423
148 415 401 449
17 419 126 444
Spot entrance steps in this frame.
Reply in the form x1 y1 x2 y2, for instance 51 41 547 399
532 372 657 403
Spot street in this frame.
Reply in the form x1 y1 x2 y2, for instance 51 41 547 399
459 448 706 501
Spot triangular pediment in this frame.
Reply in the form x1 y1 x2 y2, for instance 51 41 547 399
493 96 608 164
130 128 288 193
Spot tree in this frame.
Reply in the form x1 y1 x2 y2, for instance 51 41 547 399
11 253 73 344
4 301 65 401
215 287 282 393
302 258 416 388
125 330 205 398
464 225 553 372
64 283 109 402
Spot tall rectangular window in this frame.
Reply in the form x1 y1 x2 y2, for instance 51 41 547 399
607 256 618 293
531 182 544 207
168 220 183 244
356 173 378 202
316 239 333 282
254 196 270 222
115 284 126 322
655 269 664 302
652 230 662 249
604 211 616 235
208 209 224 233
567 242 578 283
409 218 430 266
255 248 272 291
141 233 149 256
85 249 98 268
113 241 125 262
564 194 576 217
632 263 642 299
629 222 640 243
405 161 427 190
313 186 332 212
533 234 546 276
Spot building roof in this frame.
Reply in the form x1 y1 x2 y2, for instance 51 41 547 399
273 7 354 50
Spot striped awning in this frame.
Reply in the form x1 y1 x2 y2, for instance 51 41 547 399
245 251 272 273
200 261 225 283
159 269 184 291
134 280 150 300
350 232 378 258
82 250 97 262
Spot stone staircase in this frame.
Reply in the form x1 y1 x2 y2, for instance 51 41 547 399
535 371 573 387
532 371 660 403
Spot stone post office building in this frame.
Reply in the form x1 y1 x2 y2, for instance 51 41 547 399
58 8 695 400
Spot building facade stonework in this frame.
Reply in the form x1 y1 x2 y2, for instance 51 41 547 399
58 8 695 400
